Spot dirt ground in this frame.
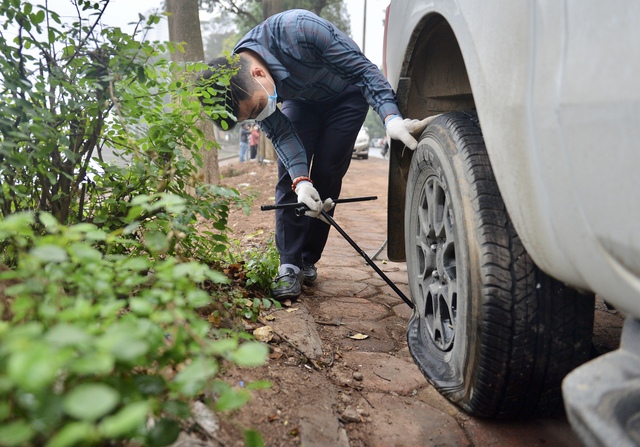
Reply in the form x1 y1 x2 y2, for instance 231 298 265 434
195 158 626 447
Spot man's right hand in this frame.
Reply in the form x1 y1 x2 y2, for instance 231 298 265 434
295 181 322 218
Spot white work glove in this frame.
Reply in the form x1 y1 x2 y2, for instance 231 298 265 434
317 198 335 224
321 198 335 213
295 181 322 218
385 115 438 150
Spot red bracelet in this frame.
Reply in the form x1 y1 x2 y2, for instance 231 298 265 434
291 176 312 191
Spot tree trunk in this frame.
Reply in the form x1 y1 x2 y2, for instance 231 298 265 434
258 1 288 162
262 0 286 19
166 0 219 185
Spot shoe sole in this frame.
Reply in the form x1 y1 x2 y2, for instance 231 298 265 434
303 276 316 286
271 289 301 300
302 265 317 285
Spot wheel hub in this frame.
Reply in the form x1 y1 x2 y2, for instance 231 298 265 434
414 175 457 351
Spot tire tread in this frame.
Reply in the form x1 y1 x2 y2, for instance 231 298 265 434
407 110 594 418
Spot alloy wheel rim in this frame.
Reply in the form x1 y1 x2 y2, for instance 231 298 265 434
413 174 458 352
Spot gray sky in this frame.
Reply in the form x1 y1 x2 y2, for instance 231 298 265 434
43 0 389 66
346 0 389 67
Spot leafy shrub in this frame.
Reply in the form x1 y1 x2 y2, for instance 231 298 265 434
0 211 269 446
240 239 280 292
0 1 272 446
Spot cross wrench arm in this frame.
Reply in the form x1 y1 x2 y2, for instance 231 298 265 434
319 209 414 309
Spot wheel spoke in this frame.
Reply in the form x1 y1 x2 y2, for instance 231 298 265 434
433 184 446 238
412 173 457 352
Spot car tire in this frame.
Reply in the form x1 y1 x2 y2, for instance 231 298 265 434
404 110 595 418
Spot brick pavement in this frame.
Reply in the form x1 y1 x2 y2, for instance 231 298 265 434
275 156 584 446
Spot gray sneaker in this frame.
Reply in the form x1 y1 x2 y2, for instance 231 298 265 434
271 267 304 300
302 261 317 285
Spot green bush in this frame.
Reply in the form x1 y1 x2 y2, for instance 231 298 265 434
0 1 272 446
0 211 268 446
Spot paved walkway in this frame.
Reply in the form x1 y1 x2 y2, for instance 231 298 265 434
267 157 584 446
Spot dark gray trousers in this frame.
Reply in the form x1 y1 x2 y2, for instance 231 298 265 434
275 85 368 268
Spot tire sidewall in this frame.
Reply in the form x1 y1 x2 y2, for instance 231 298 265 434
405 123 482 405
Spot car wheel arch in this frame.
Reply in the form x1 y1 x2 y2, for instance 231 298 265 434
387 14 477 261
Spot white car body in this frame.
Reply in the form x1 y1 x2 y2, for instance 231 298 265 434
385 1 640 320
384 1 640 444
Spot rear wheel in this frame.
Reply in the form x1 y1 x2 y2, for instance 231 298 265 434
405 111 595 417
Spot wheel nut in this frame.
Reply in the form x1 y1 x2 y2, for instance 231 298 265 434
430 244 438 252
432 270 440 279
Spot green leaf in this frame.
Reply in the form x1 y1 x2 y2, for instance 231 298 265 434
244 429 265 447
118 257 151 271
97 328 150 362
173 357 218 397
0 401 10 422
0 212 35 234
85 229 107 242
205 338 237 356
69 223 98 233
245 380 271 390
69 351 115 375
114 338 150 362
45 324 91 347
153 194 186 213
8 344 59 391
32 10 45 25
137 66 146 84
185 289 209 308
144 231 168 253
125 205 144 222
0 420 35 447
46 421 94 447
63 383 120 421
97 401 149 438
30 244 68 263
130 194 151 206
162 400 190 419
146 418 180 447
230 342 268 367
38 212 59 232
205 268 229 284
134 375 165 396
68 243 102 262
214 386 250 412
129 297 155 316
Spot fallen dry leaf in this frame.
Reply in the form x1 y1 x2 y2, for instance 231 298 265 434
349 333 369 340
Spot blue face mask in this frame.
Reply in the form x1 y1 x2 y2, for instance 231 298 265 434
254 78 277 121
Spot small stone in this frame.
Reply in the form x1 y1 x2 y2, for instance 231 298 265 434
340 406 361 423
253 325 274 342
353 372 364 381
191 401 219 437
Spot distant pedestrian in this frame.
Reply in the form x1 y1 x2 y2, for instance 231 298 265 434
249 124 260 160
239 123 250 162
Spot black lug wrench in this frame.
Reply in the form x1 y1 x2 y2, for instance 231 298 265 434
318 209 414 309
261 196 414 309
260 196 378 212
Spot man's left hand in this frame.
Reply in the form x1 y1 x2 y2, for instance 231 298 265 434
386 115 439 150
